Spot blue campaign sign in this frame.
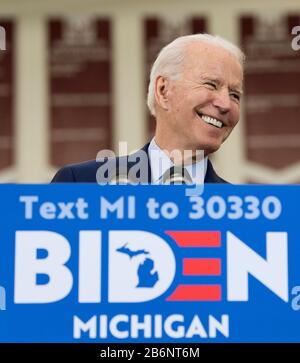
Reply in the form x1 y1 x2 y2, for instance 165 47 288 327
0 184 299 343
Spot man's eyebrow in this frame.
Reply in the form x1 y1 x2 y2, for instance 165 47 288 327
196 75 244 94
230 87 243 95
201 76 219 83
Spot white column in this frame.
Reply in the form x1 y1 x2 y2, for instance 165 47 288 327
209 7 247 183
112 9 146 155
15 15 49 182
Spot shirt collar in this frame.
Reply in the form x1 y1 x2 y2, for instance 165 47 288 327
148 138 208 184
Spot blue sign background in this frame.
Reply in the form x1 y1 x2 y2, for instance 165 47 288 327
0 184 299 342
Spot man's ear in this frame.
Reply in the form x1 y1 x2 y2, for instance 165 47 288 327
154 76 170 111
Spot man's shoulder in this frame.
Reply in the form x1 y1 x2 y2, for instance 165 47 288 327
51 143 151 183
51 159 100 183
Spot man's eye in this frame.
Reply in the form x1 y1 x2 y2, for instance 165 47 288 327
230 93 240 101
205 82 217 89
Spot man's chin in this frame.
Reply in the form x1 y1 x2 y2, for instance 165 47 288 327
202 143 221 156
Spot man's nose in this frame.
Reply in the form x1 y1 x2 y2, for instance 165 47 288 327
212 89 231 113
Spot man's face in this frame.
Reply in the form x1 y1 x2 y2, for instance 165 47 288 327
155 42 243 155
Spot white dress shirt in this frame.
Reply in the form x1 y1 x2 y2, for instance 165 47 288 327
148 138 208 184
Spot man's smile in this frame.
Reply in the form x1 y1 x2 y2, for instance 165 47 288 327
196 111 224 129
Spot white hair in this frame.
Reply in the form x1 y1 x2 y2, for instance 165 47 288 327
147 33 245 116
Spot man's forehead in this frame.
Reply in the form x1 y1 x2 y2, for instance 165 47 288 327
184 41 238 63
183 43 243 81
185 41 222 54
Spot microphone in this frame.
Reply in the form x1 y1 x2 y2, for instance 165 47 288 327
161 166 192 185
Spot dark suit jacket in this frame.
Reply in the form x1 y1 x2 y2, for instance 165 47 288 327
51 143 228 183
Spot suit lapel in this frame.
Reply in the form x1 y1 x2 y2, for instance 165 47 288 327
204 159 227 183
116 143 152 183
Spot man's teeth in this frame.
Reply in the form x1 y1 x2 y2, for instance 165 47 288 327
201 114 223 128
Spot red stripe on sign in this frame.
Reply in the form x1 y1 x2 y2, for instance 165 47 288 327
165 231 221 247
167 285 221 301
183 258 221 276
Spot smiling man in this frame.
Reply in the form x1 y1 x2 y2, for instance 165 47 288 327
52 33 244 184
